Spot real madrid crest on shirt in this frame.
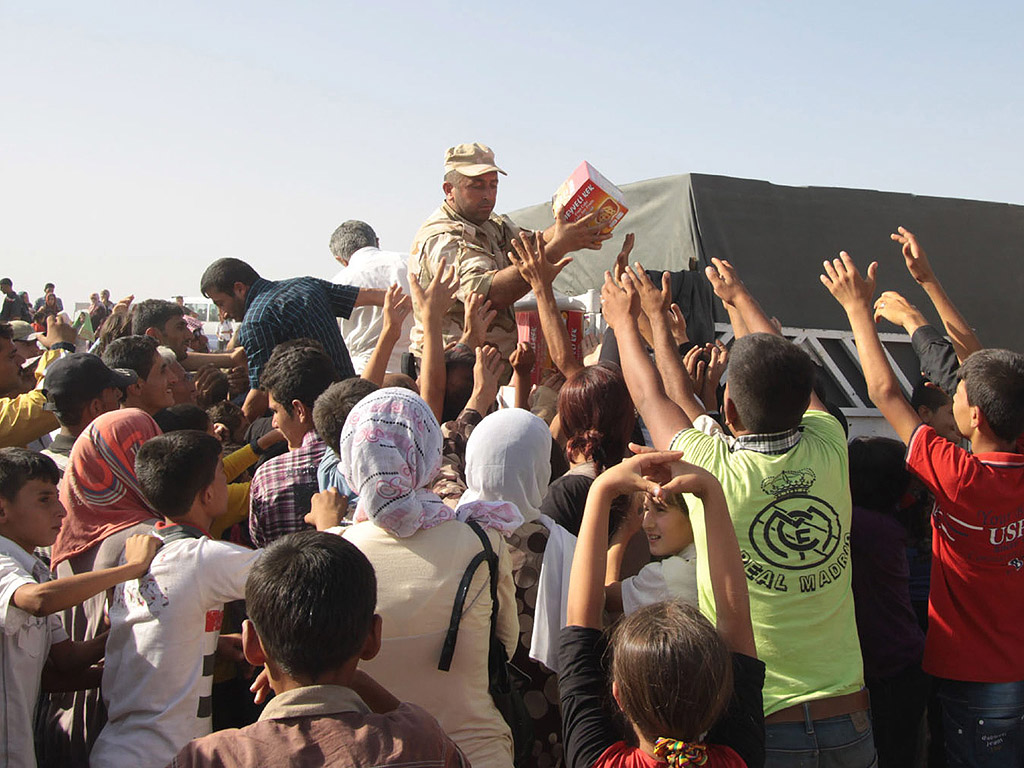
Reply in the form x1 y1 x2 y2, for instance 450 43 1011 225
740 468 851 593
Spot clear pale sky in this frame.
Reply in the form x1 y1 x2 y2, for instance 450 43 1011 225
2 1 1022 308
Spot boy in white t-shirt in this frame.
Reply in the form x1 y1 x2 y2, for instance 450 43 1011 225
0 447 160 768
90 431 262 768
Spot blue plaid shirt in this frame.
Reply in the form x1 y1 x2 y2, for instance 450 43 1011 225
239 277 359 387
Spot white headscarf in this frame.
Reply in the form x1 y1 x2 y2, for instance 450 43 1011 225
456 409 552 529
339 388 453 537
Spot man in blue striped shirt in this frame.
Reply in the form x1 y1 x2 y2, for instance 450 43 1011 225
200 258 385 420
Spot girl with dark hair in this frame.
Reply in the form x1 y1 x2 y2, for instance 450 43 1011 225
539 362 636 535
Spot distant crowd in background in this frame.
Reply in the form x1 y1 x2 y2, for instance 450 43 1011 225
2 142 1023 768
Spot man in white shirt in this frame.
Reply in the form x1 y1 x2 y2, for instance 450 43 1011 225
329 220 411 375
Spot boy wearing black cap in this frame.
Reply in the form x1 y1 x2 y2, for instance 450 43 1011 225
40 354 135 471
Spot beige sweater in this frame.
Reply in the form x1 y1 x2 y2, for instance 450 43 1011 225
342 519 518 768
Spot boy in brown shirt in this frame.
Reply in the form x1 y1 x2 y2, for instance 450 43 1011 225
167 530 466 768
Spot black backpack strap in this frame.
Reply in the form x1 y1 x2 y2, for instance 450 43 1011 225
437 520 501 672
438 549 489 671
467 520 500 627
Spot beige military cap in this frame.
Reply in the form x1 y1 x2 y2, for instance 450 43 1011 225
443 143 507 177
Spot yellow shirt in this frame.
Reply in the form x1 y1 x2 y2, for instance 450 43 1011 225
0 350 60 449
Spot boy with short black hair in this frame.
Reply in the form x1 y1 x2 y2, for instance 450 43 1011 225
168 530 465 767
101 335 176 415
0 447 159 768
248 344 338 547
824 249 1024 766
312 377 378 496
91 431 261 768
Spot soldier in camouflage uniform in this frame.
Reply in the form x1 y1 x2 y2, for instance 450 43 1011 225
409 143 609 366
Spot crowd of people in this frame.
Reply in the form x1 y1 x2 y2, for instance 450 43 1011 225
1 142 1022 768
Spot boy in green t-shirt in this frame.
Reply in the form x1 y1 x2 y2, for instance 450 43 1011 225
601 257 874 767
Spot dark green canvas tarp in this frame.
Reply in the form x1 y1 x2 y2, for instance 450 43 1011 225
509 173 1024 351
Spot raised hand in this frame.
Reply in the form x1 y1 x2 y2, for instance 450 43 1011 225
627 263 672 321
820 251 878 313
600 270 640 330
592 450 686 498
683 344 709 396
613 233 636 283
873 290 927 330
38 314 78 349
460 291 498 349
509 341 536 378
704 258 748 307
410 259 459 322
890 226 936 285
509 231 572 289
667 303 688 344
382 284 412 338
467 345 504 413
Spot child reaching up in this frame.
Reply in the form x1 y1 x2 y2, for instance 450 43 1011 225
823 250 1024 767
0 447 160 768
559 450 764 768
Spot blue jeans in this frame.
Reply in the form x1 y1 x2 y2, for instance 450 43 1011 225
936 678 1024 767
765 709 877 768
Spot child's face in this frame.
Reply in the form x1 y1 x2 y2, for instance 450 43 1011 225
208 459 229 519
641 494 694 557
952 380 974 441
922 400 962 443
0 479 66 552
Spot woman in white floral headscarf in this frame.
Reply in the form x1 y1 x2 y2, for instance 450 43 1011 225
336 388 519 768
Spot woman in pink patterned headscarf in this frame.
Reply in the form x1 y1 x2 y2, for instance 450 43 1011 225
336 388 519 768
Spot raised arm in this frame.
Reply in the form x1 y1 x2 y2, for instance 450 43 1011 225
457 292 497 351
509 232 583 379
509 342 535 410
662 464 755 657
708 257 827 413
361 284 412 387
705 258 776 337
409 261 459 422
629 264 705 423
821 252 921 443
891 226 981 362
602 271 691 448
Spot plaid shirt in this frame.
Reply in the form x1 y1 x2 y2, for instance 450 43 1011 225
730 426 803 455
239 276 360 388
249 431 327 548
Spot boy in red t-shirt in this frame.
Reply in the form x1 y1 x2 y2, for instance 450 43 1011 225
823 250 1024 767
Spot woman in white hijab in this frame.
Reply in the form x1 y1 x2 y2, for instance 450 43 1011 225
454 408 567 767
337 388 520 768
